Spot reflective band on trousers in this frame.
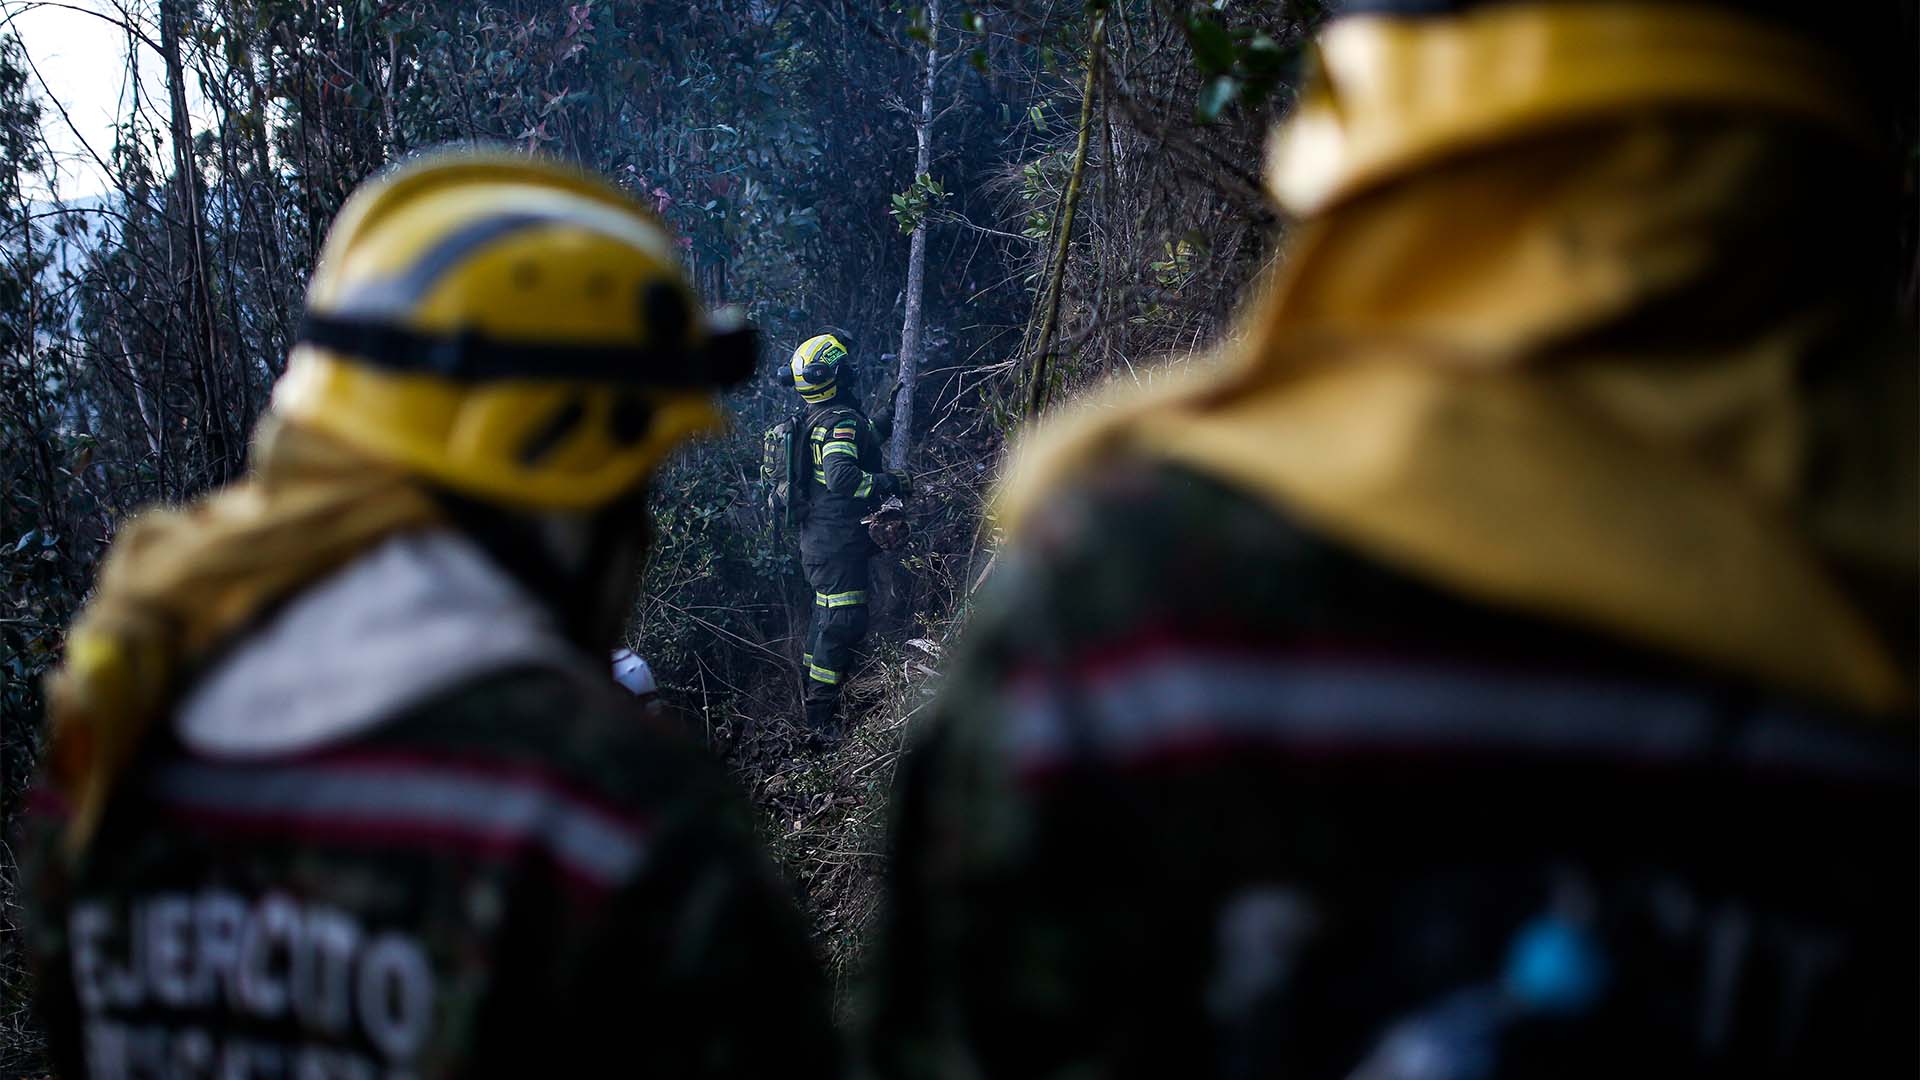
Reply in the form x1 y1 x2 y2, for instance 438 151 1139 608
809 663 842 685
815 590 867 608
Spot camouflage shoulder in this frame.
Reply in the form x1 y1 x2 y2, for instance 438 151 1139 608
973 454 1357 645
911 455 1320 775
364 663 739 819
812 401 862 423
824 406 866 432
974 451 1697 675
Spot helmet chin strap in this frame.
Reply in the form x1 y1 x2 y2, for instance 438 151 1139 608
434 490 650 652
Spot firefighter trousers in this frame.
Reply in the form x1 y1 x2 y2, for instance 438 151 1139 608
800 544 871 728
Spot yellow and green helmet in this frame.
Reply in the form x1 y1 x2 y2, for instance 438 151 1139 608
790 332 851 404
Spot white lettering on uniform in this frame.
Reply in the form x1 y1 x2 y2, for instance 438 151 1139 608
355 935 434 1061
82 1018 125 1079
237 894 298 1018
101 907 144 1010
145 894 195 1008
71 893 436 1071
174 1025 216 1075
124 1022 169 1075
293 1045 376 1080
70 903 112 1012
293 907 361 1036
224 1036 286 1080
217 1037 251 1080
196 889 248 1009
82 1019 389 1080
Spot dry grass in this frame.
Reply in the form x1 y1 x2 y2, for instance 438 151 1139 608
0 834 46 1077
724 626 952 1015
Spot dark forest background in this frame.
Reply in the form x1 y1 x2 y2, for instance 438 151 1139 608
0 2 1331 1062
0 1 1911 1071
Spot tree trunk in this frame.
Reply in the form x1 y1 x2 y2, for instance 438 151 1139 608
385 31 405 159
242 34 294 383
161 0 235 479
1024 11 1104 418
887 0 940 471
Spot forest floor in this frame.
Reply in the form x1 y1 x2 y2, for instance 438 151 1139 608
725 633 944 1007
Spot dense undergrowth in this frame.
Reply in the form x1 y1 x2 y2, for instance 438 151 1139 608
0 2 1332 1069
4 3 1916 1073
632 388 999 1004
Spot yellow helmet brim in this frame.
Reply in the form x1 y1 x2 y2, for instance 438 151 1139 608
273 345 725 510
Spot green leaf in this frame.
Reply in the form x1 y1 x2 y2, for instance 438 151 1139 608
1195 75 1238 123
1185 15 1234 76
970 48 989 74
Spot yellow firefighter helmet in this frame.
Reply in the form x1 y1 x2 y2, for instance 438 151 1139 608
272 146 755 509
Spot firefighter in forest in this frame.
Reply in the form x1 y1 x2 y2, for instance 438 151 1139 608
23 148 840 1078
789 331 911 733
873 3 1917 1078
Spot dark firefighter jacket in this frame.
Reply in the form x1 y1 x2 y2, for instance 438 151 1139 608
799 401 893 561
869 6 1918 1078
23 532 840 1080
872 459 1917 1080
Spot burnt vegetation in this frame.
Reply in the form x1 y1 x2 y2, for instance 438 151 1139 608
3 0 1918 1070
0 1 1330 1061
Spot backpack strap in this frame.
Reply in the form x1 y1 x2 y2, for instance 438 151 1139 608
806 402 856 433
787 405 838 514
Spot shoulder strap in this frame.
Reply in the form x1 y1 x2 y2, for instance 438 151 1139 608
809 403 858 432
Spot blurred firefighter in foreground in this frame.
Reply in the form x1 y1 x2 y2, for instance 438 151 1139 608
778 331 912 734
874 3 1917 1077
24 149 839 1078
